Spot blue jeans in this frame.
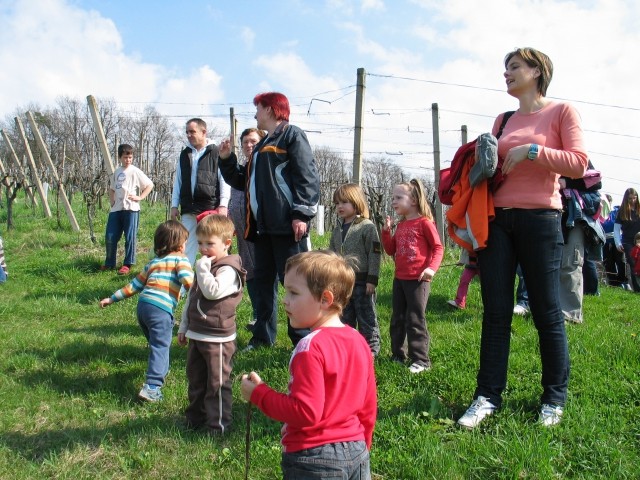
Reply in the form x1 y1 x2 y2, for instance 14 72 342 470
515 264 528 306
476 208 569 407
105 210 139 267
137 301 174 386
281 441 370 479
250 234 310 347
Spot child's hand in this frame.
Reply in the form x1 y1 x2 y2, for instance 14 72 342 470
240 371 262 402
177 333 187 346
419 268 435 282
383 216 392 231
365 282 376 295
99 298 113 308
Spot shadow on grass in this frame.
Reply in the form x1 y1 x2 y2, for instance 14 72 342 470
64 323 141 338
9 340 151 402
1 402 281 468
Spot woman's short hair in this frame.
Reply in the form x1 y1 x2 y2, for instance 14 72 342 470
253 92 290 122
504 47 553 97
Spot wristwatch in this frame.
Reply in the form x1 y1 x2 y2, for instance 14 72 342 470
528 143 539 161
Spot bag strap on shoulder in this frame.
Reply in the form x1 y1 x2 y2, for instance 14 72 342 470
496 111 515 139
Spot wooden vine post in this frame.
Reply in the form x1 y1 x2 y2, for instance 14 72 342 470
26 111 80 232
86 95 115 175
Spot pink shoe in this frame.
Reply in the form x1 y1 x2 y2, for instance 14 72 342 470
117 265 131 275
447 300 464 310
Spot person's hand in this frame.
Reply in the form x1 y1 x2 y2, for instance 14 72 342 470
99 298 113 308
383 216 392 231
177 333 187 346
217 206 228 217
366 283 376 295
501 144 530 175
240 372 262 402
170 207 179 220
617 245 624 253
419 268 435 282
127 193 142 202
218 137 232 160
292 219 307 242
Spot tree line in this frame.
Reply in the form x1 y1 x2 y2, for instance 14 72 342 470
0 96 436 238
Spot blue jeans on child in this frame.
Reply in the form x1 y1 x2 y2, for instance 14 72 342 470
105 210 139 267
137 301 173 386
281 441 370 479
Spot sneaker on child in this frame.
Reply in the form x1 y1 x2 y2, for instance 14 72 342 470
539 404 563 427
408 362 430 374
457 396 497 429
138 383 163 402
447 299 464 310
513 303 530 316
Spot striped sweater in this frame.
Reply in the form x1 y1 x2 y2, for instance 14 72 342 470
110 253 194 314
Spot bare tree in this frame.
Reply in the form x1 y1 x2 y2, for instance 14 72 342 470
313 145 349 231
362 156 404 231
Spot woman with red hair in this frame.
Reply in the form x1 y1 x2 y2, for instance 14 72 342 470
219 92 320 350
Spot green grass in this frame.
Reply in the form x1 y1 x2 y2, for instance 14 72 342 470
0 199 638 479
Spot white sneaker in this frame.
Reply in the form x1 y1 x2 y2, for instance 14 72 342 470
447 300 463 309
513 304 530 316
138 383 163 402
408 363 430 374
457 396 497 429
539 404 563 426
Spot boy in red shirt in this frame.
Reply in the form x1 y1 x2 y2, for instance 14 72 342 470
241 250 377 479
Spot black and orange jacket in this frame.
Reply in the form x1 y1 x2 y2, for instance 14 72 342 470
219 121 319 240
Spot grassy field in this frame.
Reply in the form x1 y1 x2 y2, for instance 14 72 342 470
0 199 638 479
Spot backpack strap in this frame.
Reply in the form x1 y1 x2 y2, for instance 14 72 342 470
496 111 515 139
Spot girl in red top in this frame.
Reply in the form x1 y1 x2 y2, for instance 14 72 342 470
382 179 444 374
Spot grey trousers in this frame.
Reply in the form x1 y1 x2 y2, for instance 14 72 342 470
559 226 585 323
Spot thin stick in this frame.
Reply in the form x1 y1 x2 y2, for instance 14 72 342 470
245 402 252 480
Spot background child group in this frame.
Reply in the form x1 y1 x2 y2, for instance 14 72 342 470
98 147 442 478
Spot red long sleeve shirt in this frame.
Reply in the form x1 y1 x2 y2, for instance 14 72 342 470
382 216 444 280
250 326 377 453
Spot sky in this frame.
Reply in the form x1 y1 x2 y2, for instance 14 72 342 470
1 0 639 204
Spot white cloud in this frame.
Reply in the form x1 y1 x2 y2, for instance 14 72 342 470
361 0 385 11
240 26 255 49
253 53 340 99
0 0 225 119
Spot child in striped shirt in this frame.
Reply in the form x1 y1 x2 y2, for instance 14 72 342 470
100 220 194 402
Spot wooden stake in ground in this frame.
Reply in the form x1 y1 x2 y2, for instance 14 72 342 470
86 95 115 175
26 111 80 232
14 116 52 218
1 128 40 210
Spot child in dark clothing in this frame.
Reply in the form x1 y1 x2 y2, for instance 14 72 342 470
329 183 382 355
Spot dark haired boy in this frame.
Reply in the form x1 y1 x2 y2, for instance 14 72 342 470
101 144 154 275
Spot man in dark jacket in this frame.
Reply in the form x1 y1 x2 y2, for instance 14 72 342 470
219 92 319 349
170 118 230 264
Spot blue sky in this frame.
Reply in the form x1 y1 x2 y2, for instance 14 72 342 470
1 0 639 203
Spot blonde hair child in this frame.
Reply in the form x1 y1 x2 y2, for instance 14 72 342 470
381 179 444 373
329 183 382 355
